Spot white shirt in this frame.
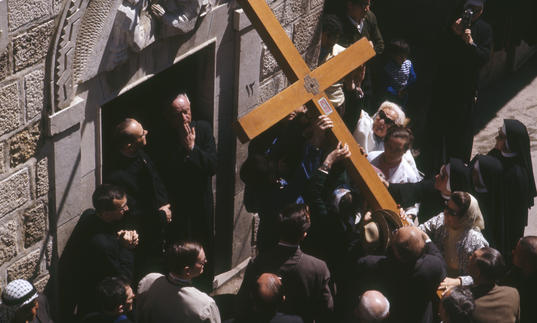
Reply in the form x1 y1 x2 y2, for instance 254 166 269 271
321 44 347 108
368 150 423 217
348 15 364 33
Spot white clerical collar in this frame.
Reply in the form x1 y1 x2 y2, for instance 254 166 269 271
501 150 517 158
278 242 300 248
348 15 364 33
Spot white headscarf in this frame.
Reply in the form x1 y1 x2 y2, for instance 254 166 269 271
463 194 485 231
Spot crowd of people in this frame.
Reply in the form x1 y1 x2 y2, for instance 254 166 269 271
1 0 536 322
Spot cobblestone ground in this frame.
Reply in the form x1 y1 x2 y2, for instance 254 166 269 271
472 54 537 235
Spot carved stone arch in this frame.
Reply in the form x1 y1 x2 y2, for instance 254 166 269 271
48 0 90 113
48 0 211 114
49 0 124 113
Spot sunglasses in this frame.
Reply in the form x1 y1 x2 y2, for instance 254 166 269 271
378 110 396 126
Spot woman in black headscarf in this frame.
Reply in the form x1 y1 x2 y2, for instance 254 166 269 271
488 119 536 253
471 154 504 251
388 157 472 223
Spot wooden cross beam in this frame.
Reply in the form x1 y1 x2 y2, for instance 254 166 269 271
235 0 398 212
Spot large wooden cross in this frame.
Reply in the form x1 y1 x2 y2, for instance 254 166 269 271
235 0 398 212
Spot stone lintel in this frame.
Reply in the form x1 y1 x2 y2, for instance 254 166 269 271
47 97 85 137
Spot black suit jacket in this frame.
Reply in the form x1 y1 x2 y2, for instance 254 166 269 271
238 245 334 323
338 11 384 54
353 242 446 323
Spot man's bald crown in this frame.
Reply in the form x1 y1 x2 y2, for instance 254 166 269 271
256 273 283 305
392 226 425 263
114 118 141 148
357 290 390 322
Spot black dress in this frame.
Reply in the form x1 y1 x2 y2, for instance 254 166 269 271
488 119 536 254
389 157 472 222
427 15 493 171
470 154 504 252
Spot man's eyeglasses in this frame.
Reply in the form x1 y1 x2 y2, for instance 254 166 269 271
378 110 396 126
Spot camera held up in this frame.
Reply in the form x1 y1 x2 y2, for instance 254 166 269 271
461 8 474 29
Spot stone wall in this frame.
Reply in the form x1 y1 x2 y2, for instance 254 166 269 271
0 0 327 292
0 0 55 291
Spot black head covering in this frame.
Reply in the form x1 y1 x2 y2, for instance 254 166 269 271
504 119 537 206
473 154 503 191
471 154 504 249
449 157 472 192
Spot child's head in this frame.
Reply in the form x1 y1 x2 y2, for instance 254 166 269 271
386 39 410 66
321 14 343 49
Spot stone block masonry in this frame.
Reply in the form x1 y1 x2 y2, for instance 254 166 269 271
7 249 42 281
9 123 41 167
23 203 47 248
258 0 324 103
0 0 55 288
13 20 55 72
0 51 10 80
8 0 51 32
0 81 23 137
24 68 45 120
0 168 31 218
0 220 18 266
0 143 4 174
36 157 49 197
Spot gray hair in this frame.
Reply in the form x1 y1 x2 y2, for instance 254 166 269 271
375 101 406 125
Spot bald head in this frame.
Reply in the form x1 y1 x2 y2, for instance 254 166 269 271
514 236 537 274
254 273 283 312
356 290 390 322
392 226 425 264
114 118 147 152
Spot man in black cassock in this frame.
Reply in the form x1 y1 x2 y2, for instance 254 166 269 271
57 185 137 321
106 118 171 279
426 0 492 173
154 92 217 291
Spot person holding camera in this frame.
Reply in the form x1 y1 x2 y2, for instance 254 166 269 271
426 0 492 174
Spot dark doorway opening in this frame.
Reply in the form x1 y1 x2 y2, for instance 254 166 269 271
100 43 222 275
101 45 215 158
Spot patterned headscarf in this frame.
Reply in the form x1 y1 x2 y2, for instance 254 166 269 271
463 194 485 231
